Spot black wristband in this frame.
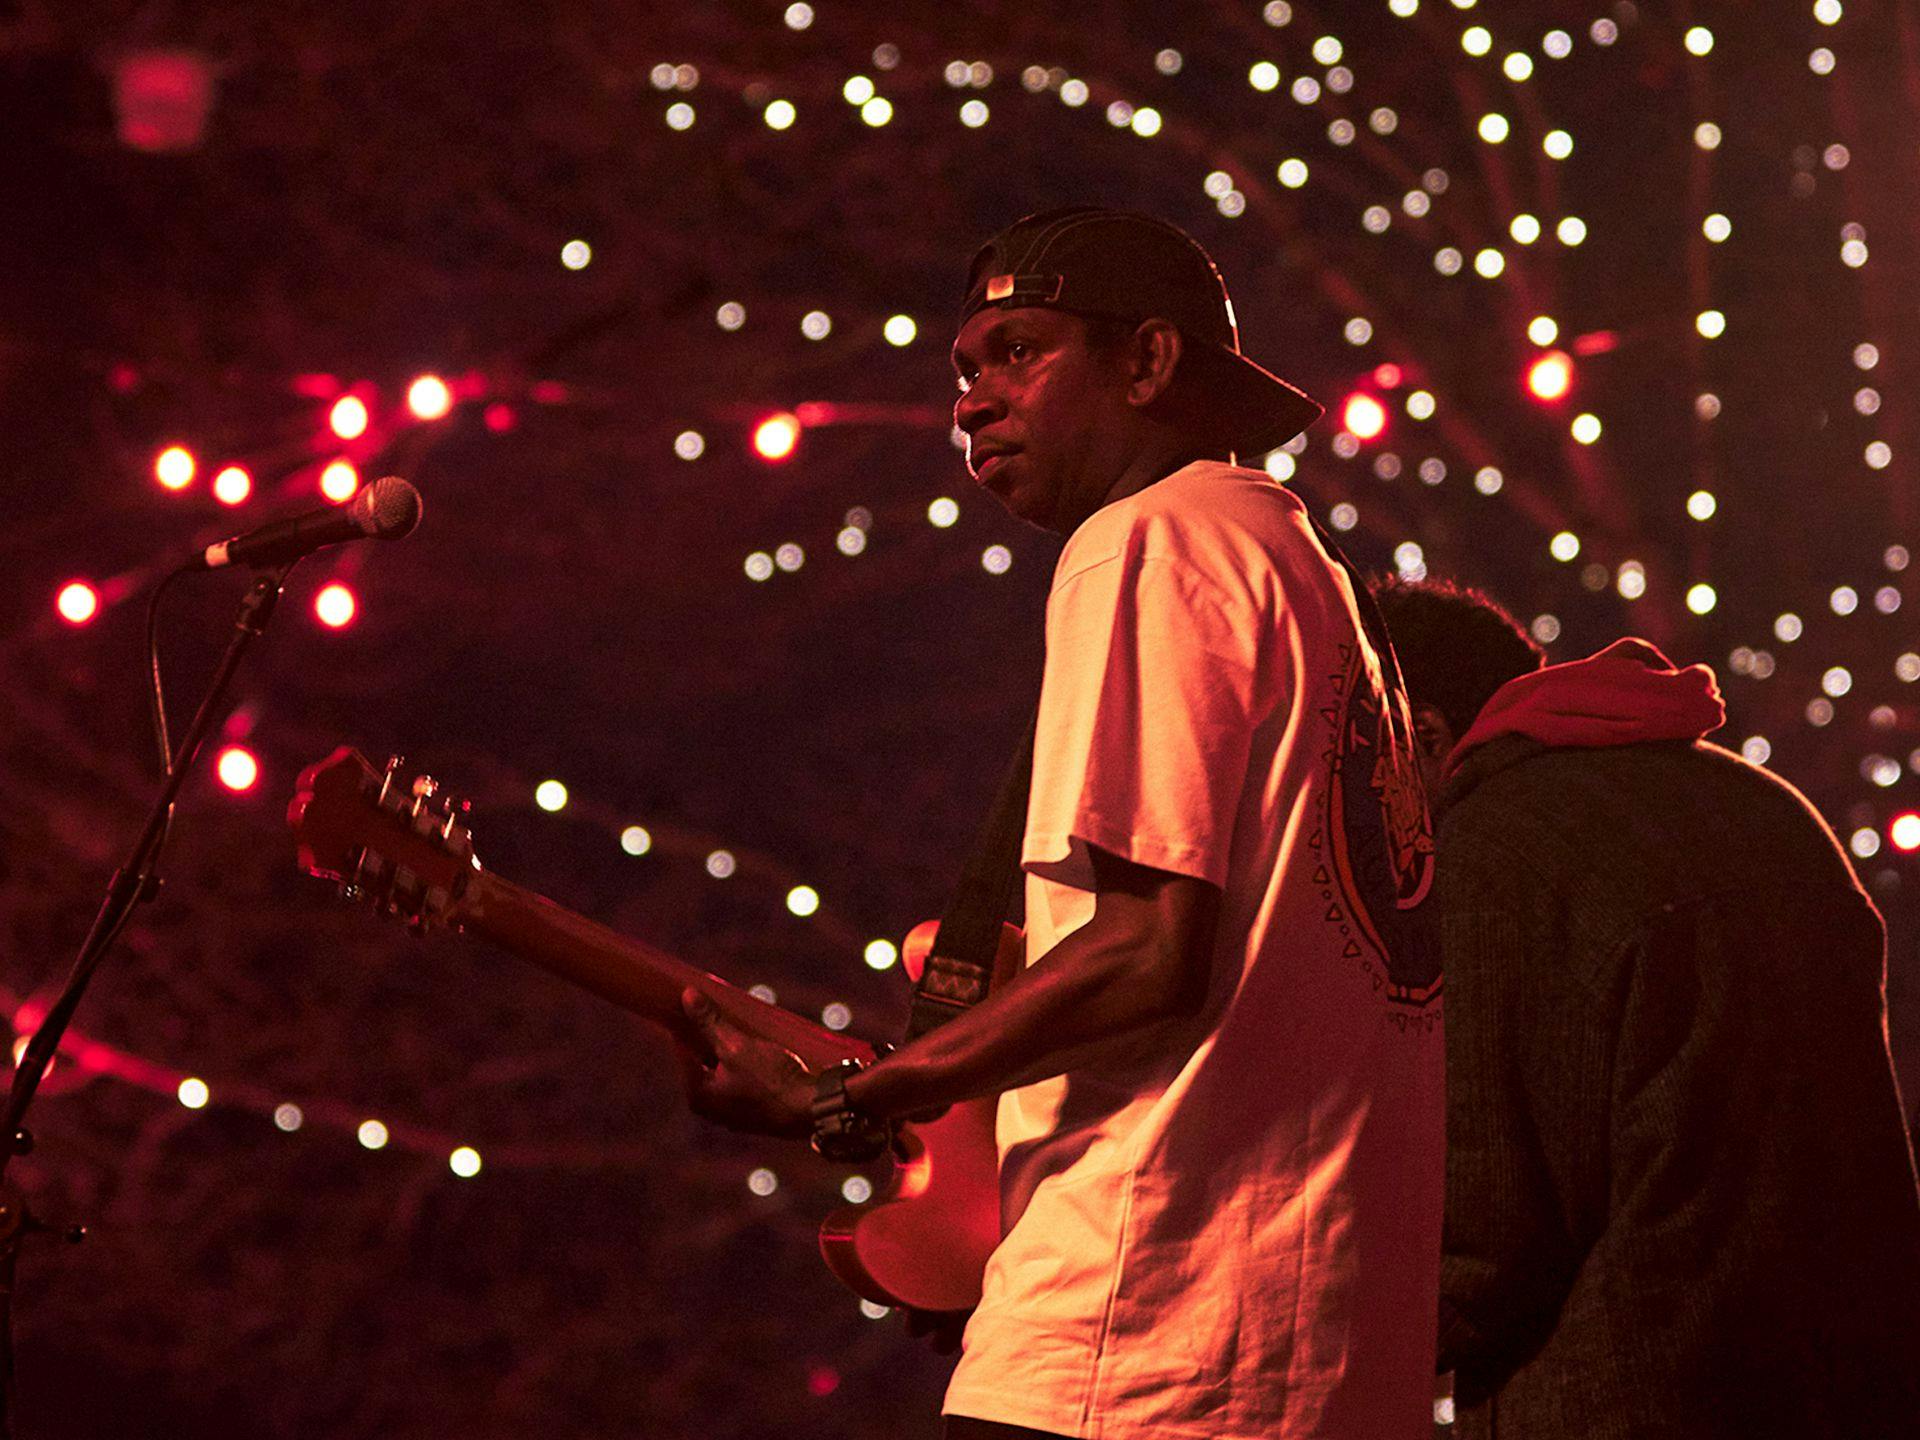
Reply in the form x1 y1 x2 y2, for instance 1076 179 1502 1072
810 1059 894 1164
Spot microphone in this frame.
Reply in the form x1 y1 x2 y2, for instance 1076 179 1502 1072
195 476 423 570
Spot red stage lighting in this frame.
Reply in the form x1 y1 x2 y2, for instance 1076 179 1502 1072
1527 351 1575 402
314 583 357 629
56 582 99 626
1371 363 1404 390
329 395 370 440
319 460 359 503
1341 394 1388 441
407 375 453 420
753 412 802 462
113 49 214 154
1891 813 1920 854
216 746 259 793
212 465 252 505
154 445 195 490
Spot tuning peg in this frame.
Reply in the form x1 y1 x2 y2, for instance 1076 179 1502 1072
377 755 405 808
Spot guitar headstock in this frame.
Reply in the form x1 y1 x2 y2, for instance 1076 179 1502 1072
288 747 478 933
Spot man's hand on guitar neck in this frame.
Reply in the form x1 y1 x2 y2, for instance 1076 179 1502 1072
679 990 814 1138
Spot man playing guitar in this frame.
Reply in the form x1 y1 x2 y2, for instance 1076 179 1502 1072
680 208 1444 1440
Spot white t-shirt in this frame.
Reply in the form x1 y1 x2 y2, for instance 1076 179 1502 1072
944 462 1444 1439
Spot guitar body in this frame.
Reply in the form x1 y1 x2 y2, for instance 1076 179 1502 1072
820 1095 1002 1312
817 917 1024 1311
289 748 1020 1313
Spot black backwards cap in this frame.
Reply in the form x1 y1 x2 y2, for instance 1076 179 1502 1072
961 206 1324 454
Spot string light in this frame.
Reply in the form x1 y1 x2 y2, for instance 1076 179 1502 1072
217 746 259 792
212 465 251 505
155 445 195 490
1342 394 1388 439
56 582 99 625
1527 352 1573 401
329 395 369 439
314 583 356 628
320 460 359 502
406 375 453 420
752 412 801 460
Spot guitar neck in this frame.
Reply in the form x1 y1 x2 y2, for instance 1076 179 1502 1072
457 870 874 1072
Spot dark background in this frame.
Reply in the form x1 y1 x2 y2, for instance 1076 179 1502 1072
1 2 1915 1435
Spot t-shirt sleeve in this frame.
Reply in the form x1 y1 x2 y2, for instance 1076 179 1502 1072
1023 541 1273 894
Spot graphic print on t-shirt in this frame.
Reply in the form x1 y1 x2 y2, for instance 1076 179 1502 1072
1312 639 1442 1019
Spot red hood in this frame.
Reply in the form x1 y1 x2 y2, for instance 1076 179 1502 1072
1447 637 1726 776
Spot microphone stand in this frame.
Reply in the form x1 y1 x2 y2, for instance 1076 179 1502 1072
0 562 296 1438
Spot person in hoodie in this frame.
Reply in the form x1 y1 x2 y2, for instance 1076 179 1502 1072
1372 577 1920 1440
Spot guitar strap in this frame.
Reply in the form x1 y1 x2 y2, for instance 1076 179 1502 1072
904 716 1036 1040
1306 513 1415 702
900 512 1404 1045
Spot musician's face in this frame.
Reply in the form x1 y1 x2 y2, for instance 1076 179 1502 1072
950 307 1136 535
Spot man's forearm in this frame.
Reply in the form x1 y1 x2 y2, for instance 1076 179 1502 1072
845 919 1195 1120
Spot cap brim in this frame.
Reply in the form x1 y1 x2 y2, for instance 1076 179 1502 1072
1191 345 1325 455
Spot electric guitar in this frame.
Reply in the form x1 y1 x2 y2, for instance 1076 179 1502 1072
287 746 1017 1312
